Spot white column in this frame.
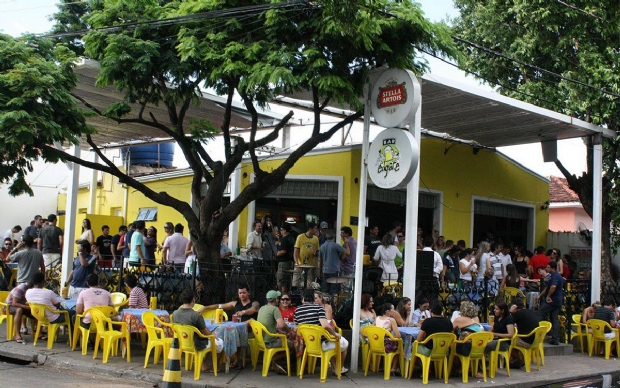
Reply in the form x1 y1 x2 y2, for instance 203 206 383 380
591 134 602 302
61 144 80 287
350 85 372 373
88 153 98 214
403 78 422 300
229 139 241 252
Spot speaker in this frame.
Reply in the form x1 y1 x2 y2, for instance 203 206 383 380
541 140 557 163
416 251 435 281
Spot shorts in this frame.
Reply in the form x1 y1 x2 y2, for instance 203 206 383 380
265 338 295 350
605 332 617 340
196 337 224 353
515 337 532 348
43 253 61 268
8 306 33 319
321 336 349 352
276 261 294 286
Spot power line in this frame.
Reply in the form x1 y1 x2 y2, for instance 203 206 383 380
40 0 309 39
452 36 620 100
555 0 603 20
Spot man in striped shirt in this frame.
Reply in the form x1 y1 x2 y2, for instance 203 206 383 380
294 289 348 374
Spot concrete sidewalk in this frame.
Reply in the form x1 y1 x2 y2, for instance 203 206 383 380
0 330 618 388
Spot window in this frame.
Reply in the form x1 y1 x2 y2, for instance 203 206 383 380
136 207 158 221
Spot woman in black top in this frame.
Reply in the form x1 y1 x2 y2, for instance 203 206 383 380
501 264 521 289
486 300 514 353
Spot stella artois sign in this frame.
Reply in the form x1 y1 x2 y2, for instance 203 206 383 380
370 69 420 128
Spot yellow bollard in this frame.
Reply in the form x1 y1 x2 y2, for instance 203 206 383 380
162 338 182 388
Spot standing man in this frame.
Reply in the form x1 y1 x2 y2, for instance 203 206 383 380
318 230 347 295
38 214 63 268
4 225 21 242
246 221 263 259
529 246 550 279
340 226 356 277
275 223 295 294
8 235 45 285
536 260 563 345
162 223 189 269
23 215 43 248
422 236 443 281
122 223 135 267
364 225 381 258
95 225 114 263
110 225 127 267
129 220 147 266
293 222 320 288
489 243 504 283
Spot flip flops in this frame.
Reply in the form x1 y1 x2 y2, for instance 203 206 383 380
15 337 24 344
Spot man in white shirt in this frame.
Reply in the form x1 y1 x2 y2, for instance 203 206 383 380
498 245 512 279
26 272 75 326
162 223 189 268
4 225 22 241
422 236 443 280
246 221 263 259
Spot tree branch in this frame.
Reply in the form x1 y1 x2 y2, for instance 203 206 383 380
254 111 294 147
312 84 321 136
222 80 236 163
239 91 264 178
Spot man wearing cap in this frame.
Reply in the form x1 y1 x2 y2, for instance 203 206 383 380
509 297 539 368
38 214 63 268
284 217 300 239
293 222 320 289
276 223 295 293
257 290 293 374
318 221 329 245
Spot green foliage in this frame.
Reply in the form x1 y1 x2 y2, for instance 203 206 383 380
454 0 620 273
0 33 91 196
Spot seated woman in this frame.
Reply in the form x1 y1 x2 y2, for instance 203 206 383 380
486 301 514 354
124 274 148 308
359 293 376 339
375 302 402 373
452 301 484 377
314 291 334 325
410 298 430 327
392 297 412 327
278 292 296 323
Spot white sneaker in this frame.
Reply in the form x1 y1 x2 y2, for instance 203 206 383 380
340 366 348 374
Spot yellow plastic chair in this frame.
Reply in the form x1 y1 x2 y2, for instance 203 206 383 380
0 290 15 340
448 331 493 383
191 303 204 312
72 305 116 355
28 303 72 349
361 326 404 380
90 308 131 363
110 292 128 312
408 332 456 384
248 320 291 376
571 314 587 353
297 324 342 383
512 326 547 372
173 323 220 380
586 319 619 360
143 311 175 369
537 321 552 365
489 329 516 378
201 308 229 321
333 320 343 336
149 296 158 310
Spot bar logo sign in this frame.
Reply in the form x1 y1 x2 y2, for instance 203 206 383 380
368 128 418 189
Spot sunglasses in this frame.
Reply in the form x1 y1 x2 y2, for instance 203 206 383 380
281 298 290 301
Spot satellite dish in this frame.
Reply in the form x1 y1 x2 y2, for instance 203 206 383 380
577 222 592 245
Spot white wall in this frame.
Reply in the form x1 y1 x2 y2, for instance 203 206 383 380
0 184 61 236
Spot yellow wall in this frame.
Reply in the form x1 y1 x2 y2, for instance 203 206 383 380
64 139 549 250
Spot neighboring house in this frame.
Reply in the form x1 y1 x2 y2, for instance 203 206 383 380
548 176 592 232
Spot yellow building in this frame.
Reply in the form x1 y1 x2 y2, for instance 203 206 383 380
60 136 549 260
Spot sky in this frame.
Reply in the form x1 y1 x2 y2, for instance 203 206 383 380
0 0 589 181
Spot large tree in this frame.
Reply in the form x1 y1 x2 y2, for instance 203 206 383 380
454 1 620 286
0 0 457 266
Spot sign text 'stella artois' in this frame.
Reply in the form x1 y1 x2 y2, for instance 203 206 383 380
377 82 407 109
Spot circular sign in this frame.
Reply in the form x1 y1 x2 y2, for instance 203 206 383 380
370 69 421 128
368 128 419 189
